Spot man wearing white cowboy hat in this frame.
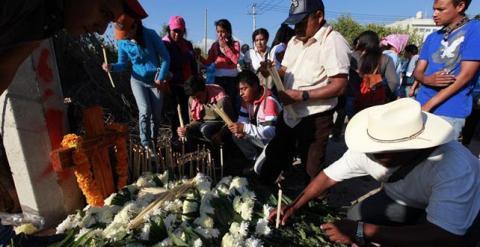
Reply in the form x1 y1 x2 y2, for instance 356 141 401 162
270 98 480 246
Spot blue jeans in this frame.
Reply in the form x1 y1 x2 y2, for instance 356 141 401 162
440 116 466 140
130 78 164 146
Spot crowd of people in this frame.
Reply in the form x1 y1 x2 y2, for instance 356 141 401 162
1 0 480 246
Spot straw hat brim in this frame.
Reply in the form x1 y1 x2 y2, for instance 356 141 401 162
345 106 455 153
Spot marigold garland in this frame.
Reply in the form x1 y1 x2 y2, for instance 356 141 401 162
60 134 104 207
107 123 129 189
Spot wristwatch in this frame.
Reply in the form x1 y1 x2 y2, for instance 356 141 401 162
355 221 366 246
302 90 310 101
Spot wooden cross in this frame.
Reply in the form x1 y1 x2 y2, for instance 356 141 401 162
50 106 128 199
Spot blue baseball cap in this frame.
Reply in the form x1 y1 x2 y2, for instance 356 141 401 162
283 0 325 25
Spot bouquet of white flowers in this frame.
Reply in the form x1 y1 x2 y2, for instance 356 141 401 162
52 172 275 247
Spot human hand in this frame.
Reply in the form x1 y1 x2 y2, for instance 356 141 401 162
268 204 296 226
102 63 111 72
408 87 416 97
423 70 456 87
278 89 303 106
154 79 170 93
259 60 273 77
177 127 187 138
228 122 244 135
321 220 357 245
218 37 227 49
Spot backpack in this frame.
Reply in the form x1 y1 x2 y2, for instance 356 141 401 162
354 65 386 113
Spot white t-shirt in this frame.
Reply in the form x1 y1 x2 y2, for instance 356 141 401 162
324 141 480 235
281 24 351 127
244 46 273 72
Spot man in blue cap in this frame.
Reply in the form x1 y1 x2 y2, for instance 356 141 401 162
256 0 351 185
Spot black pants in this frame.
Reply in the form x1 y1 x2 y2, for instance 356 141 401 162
347 190 480 246
258 110 333 184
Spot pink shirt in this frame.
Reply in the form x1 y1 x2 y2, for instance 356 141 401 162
202 41 240 76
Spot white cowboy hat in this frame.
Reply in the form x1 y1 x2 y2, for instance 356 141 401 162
345 98 455 153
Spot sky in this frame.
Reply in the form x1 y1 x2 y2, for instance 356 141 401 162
136 0 480 49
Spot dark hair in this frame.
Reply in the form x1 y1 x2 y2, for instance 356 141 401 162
238 70 260 88
271 24 295 47
452 0 471 12
184 76 206 96
356 30 382 74
252 28 269 43
165 26 188 38
134 20 146 48
241 44 250 51
215 19 235 47
405 44 419 55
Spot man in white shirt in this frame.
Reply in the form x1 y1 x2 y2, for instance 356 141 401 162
271 98 480 246
255 0 350 184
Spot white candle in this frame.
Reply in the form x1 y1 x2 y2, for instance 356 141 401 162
102 46 116 88
275 188 283 229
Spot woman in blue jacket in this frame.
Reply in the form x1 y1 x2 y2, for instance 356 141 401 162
103 14 170 147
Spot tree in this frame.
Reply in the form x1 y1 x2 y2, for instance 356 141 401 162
475 14 480 19
330 15 364 47
331 15 423 47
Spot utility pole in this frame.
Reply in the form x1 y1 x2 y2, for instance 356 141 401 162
252 3 256 31
204 8 208 54
248 3 257 32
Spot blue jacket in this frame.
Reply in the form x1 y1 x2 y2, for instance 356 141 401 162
111 27 170 85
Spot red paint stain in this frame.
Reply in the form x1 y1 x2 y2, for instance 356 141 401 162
37 49 53 84
39 109 70 181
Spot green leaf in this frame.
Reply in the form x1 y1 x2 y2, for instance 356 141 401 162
167 231 189 247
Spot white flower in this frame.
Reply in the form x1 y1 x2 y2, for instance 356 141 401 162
164 199 183 213
229 221 249 238
233 195 254 221
217 176 232 187
103 224 128 240
136 176 156 188
182 194 199 221
139 223 151 240
229 177 248 195
199 193 215 215
218 185 230 195
193 238 203 247
245 237 264 247
238 221 249 238
195 174 212 196
262 204 273 220
104 193 117 205
163 214 177 231
194 227 220 239
255 219 271 236
56 213 82 234
157 171 169 186
157 237 172 246
221 233 243 247
193 214 214 229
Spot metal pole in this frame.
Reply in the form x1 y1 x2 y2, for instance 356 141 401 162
204 8 208 54
252 3 256 31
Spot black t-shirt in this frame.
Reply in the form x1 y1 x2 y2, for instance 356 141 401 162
0 0 64 53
